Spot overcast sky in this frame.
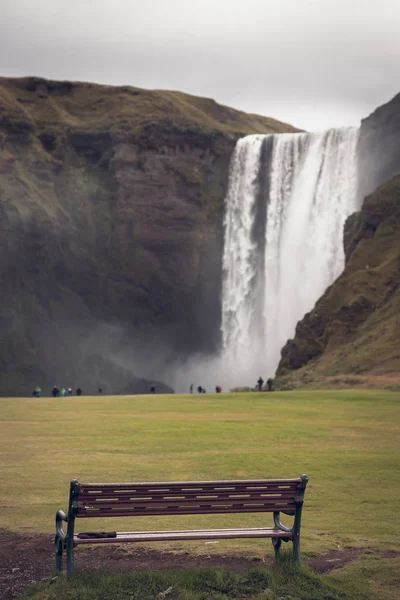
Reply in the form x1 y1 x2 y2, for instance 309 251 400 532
1 0 399 130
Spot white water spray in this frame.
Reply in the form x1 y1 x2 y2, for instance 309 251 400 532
221 127 360 385
221 136 265 359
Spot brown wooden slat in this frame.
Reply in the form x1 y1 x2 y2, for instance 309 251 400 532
79 477 301 488
78 494 297 504
78 491 299 504
78 495 298 505
80 478 302 488
74 527 293 545
79 490 299 500
79 488 299 498
79 485 299 494
77 505 296 517
79 500 297 509
78 498 297 510
78 498 296 511
116 526 291 535
78 504 296 516
79 486 300 496
80 481 300 489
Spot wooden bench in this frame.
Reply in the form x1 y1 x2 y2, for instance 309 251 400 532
55 475 309 575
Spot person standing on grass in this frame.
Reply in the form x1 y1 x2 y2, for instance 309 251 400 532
257 377 264 392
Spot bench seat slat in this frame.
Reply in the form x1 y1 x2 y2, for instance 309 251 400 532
115 526 292 536
74 526 293 545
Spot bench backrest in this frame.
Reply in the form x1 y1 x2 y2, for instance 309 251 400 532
71 478 307 518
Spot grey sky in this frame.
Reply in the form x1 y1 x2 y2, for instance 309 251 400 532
1 0 399 130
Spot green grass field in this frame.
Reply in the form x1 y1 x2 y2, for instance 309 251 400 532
1 389 399 599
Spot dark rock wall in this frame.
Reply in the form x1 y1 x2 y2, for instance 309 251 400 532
357 92 400 200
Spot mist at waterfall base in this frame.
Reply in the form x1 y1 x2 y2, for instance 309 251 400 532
171 127 360 393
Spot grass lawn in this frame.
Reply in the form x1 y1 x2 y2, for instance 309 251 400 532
0 389 399 598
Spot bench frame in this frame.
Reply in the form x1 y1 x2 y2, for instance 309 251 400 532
55 475 308 575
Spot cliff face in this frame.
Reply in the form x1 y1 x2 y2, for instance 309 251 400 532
357 91 400 200
277 175 400 378
0 76 298 395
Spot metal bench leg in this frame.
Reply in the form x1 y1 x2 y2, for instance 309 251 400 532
66 534 74 576
66 510 76 577
292 474 307 564
272 537 281 559
293 532 300 563
66 481 79 577
55 536 63 571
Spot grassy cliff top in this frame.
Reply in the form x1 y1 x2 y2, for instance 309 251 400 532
0 76 300 137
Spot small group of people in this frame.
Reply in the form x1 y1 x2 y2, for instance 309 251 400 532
189 384 206 393
52 386 72 397
189 384 222 394
256 377 274 392
32 386 83 397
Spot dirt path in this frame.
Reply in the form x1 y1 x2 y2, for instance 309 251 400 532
0 529 397 600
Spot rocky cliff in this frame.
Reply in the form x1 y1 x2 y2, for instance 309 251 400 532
0 76 298 395
357 91 400 200
276 93 400 382
277 174 400 379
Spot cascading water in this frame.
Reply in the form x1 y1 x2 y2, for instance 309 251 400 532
221 136 266 359
221 127 360 384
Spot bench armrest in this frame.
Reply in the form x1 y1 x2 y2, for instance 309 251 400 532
56 509 68 542
273 511 293 533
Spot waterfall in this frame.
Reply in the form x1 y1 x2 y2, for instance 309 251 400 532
221 127 360 384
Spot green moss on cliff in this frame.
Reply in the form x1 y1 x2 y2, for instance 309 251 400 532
0 76 299 140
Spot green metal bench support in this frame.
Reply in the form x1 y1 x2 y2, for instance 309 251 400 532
271 474 308 562
55 480 79 575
